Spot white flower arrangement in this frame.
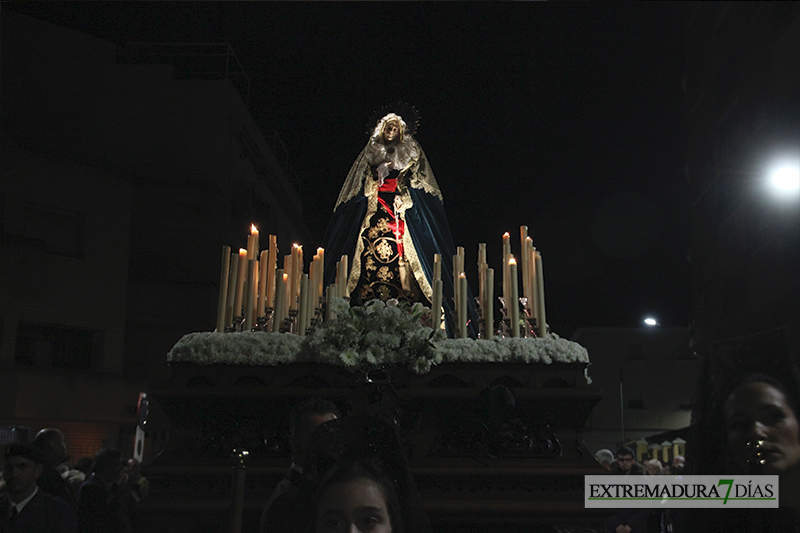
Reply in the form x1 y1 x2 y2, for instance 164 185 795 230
167 298 589 375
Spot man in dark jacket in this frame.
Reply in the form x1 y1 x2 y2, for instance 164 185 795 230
260 398 339 533
0 442 77 533
76 448 132 533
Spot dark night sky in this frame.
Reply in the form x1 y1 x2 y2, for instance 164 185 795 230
7 2 691 337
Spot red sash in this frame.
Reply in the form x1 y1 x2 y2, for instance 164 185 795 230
376 179 404 256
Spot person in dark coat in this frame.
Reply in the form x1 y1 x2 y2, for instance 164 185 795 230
260 398 340 533
76 448 132 533
0 441 77 533
32 427 78 508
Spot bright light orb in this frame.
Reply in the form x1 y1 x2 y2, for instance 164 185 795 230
768 163 800 196
643 317 658 327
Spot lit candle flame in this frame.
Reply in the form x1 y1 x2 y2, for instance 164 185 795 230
509 257 517 265
459 272 466 278
251 224 258 234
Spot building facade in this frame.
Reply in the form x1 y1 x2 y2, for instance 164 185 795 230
1 10 310 461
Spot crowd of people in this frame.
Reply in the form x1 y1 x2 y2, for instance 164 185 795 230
1 428 147 533
2 332 799 532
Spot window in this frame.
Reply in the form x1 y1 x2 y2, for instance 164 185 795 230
15 323 97 370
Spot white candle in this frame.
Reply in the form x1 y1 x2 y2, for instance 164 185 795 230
535 251 547 337
258 250 268 317
289 245 300 311
530 245 539 323
216 245 231 332
244 259 257 331
485 268 494 340
452 254 460 317
273 269 286 332
248 224 259 260
502 232 511 308
284 254 293 314
478 243 486 313
234 248 248 319
509 258 519 338
326 285 335 321
519 226 529 308
298 274 309 336
337 256 348 299
308 260 317 315
432 278 443 332
317 247 325 298
225 251 239 327
433 253 442 282
459 273 468 339
295 245 303 305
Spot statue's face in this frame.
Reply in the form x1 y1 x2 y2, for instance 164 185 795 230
383 122 400 143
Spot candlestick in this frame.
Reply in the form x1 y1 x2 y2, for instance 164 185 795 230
225 251 239 328
509 258 520 337
452 254 460 318
432 278 443 332
477 243 486 314
216 245 231 332
502 232 511 309
530 245 539 324
308 260 317 314
535 251 547 337
247 224 259 260
266 236 278 310
289 245 298 311
458 273 468 339
298 274 309 335
485 268 494 340
525 236 534 312
326 285 335 321
233 248 248 321
295 245 303 306
317 248 325 297
519 226 529 308
273 270 286 332
284 255 293 316
337 256 348 299
258 250 268 317
244 259 257 331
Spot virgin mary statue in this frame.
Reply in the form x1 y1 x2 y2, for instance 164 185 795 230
323 109 478 337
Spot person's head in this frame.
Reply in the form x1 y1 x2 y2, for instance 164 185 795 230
315 458 401 533
374 113 405 145
645 458 663 475
33 427 68 467
594 449 614 470
723 373 800 475
289 398 340 466
615 446 636 473
90 448 125 484
3 442 46 501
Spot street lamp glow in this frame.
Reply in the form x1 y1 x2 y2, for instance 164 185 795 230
643 317 658 327
767 162 800 197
